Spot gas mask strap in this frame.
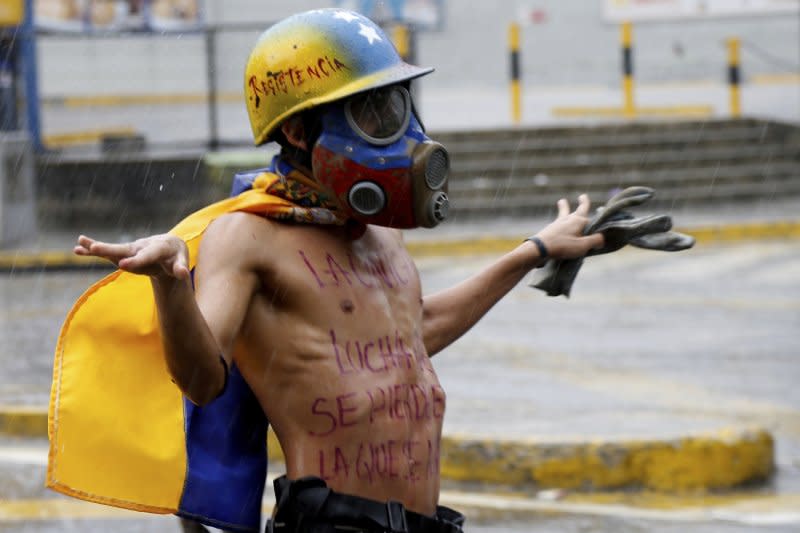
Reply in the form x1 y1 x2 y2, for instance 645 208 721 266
409 92 426 133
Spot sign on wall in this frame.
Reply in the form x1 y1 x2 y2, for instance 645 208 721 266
603 0 800 22
35 0 203 33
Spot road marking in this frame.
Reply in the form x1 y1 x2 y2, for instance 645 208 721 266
0 499 171 522
43 127 138 148
440 490 800 525
3 487 798 525
551 105 713 118
0 437 795 524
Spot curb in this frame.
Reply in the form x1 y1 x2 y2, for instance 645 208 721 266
0 406 774 492
436 429 774 492
0 406 48 438
0 252 112 273
1 220 799 272
406 220 800 257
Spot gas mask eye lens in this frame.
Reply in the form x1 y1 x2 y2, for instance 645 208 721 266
345 86 411 146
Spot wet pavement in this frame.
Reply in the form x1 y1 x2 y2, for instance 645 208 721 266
2 201 800 531
424 241 800 458
2 437 799 533
3 208 799 456
1 513 799 533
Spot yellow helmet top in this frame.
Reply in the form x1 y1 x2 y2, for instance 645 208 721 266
245 9 433 146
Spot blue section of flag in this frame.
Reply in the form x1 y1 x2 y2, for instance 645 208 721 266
230 167 271 196
177 364 269 532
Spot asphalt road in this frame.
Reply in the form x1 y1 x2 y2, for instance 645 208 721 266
1 234 799 531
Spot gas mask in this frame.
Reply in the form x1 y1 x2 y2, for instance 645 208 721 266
311 85 450 229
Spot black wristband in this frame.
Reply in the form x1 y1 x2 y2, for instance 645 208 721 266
525 236 549 264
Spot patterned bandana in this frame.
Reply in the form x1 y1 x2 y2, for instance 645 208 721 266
235 155 367 237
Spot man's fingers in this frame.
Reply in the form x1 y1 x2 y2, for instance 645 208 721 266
586 232 605 251
74 235 96 256
117 244 165 272
76 235 94 248
557 198 570 218
75 233 187 278
74 235 135 267
575 194 591 217
84 239 137 261
172 261 191 280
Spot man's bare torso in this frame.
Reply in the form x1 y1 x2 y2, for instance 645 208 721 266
197 213 445 516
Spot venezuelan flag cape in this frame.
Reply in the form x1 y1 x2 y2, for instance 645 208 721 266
47 162 344 532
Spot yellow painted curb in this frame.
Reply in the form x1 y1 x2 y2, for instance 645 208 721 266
552 105 713 118
0 498 149 521
407 236 522 258
405 221 800 258
439 428 774 492
1 221 798 272
0 407 774 492
44 92 243 109
43 127 138 148
0 251 109 272
0 406 48 438
688 221 800 244
266 427 773 492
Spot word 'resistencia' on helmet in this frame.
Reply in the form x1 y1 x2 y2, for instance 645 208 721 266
244 8 433 146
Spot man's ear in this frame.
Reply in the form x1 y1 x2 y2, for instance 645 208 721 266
280 116 308 151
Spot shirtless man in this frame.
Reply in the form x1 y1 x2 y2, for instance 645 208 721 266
74 9 603 532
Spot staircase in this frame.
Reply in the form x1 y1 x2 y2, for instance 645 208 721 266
434 118 800 219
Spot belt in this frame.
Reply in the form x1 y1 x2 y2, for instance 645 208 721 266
269 475 464 533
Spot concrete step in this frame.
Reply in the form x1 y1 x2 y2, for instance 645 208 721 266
449 144 799 178
30 118 800 228
450 180 800 217
441 123 782 160
450 161 799 196
432 118 770 144
436 119 800 216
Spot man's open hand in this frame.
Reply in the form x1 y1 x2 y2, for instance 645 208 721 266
533 194 604 260
74 234 190 280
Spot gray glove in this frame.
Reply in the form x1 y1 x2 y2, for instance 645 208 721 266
591 209 696 253
630 230 696 251
528 187 694 297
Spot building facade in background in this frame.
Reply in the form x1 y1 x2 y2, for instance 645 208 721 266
36 0 798 95
32 0 799 142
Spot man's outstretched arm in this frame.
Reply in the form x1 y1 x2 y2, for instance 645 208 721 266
421 195 604 356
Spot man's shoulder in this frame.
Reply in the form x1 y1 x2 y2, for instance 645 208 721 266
207 211 277 239
198 212 283 266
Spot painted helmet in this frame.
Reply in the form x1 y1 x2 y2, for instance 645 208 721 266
244 8 433 146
